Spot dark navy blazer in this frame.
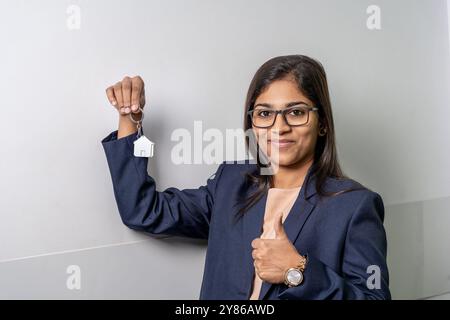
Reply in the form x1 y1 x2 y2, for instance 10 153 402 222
102 129 391 300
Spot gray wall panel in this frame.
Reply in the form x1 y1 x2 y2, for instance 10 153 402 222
0 0 448 299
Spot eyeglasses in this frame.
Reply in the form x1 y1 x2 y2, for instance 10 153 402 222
247 104 319 128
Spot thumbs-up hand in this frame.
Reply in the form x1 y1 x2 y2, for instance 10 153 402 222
251 213 305 284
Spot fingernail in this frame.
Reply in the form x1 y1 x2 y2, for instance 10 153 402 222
131 105 138 111
112 100 117 106
125 107 130 113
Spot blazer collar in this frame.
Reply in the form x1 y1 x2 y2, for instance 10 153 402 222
241 163 318 300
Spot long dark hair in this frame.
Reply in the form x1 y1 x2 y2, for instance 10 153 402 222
234 54 361 221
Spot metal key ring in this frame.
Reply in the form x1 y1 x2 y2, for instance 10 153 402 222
129 107 144 124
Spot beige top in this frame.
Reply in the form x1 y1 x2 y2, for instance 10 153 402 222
249 186 301 300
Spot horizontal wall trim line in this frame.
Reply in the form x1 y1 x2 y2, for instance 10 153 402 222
0 239 151 264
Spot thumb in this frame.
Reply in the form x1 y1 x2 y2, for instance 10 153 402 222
274 213 287 239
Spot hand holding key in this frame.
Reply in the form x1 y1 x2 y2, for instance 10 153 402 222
105 76 145 115
105 75 154 157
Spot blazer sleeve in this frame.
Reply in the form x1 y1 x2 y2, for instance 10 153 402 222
277 191 391 300
101 129 226 239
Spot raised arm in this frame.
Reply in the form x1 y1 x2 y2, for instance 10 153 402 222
102 76 226 239
102 131 226 239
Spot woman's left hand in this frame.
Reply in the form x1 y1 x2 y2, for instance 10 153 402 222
251 214 305 284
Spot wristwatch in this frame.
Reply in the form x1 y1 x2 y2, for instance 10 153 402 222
284 255 307 287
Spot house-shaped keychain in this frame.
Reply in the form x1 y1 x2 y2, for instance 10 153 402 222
133 135 155 158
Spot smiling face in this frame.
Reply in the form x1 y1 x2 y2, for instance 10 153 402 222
252 78 320 167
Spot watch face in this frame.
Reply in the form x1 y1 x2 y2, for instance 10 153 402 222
287 269 303 286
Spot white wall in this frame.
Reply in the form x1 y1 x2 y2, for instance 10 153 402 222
0 0 449 299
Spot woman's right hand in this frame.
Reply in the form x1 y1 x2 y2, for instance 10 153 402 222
105 76 146 115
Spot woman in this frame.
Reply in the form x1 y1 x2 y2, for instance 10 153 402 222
102 55 390 300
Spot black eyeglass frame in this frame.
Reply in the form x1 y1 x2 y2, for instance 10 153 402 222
247 105 319 128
